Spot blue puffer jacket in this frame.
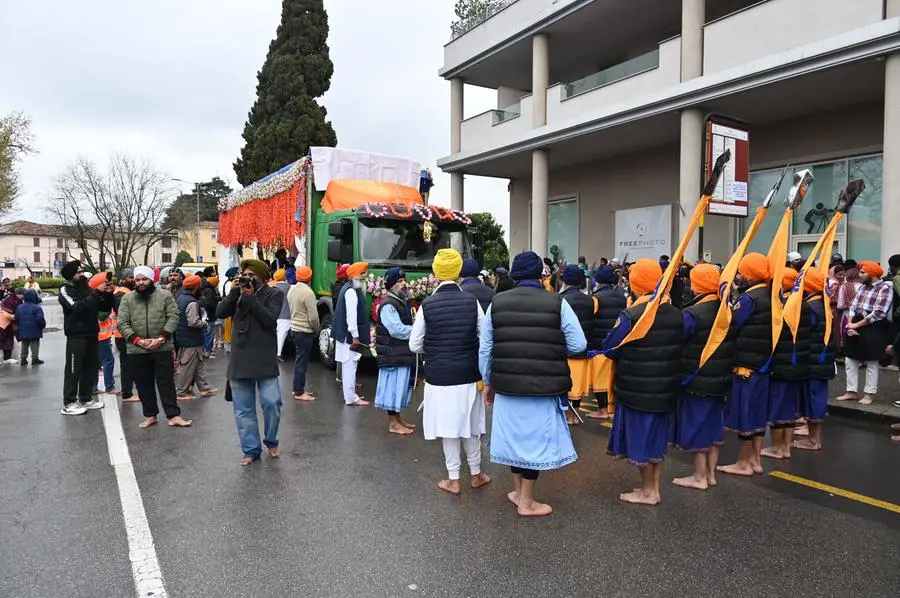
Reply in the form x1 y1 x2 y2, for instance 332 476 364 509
15 289 45 340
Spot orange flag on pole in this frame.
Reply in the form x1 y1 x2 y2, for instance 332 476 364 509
616 150 731 348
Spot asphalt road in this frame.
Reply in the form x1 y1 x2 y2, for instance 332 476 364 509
1 329 899 598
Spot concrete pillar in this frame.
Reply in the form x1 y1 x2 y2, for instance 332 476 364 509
532 33 549 128
681 0 704 81
679 109 704 261
531 149 549 254
882 53 900 263
450 78 464 154
450 171 464 212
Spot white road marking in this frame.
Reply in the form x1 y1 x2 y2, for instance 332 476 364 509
100 395 168 597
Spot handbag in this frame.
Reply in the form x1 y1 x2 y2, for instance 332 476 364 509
0 310 13 330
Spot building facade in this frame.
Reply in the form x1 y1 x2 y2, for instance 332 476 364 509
177 220 220 265
439 0 900 265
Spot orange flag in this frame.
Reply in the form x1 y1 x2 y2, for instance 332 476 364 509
616 150 731 348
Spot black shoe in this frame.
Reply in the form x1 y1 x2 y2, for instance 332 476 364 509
31 359 44 365
19 360 27 366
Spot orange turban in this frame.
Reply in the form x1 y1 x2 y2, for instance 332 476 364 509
183 274 202 290
88 272 110 290
781 268 798 292
738 253 770 282
346 262 368 278
296 266 312 283
690 264 720 295
804 268 824 293
208 275 219 287
629 258 662 296
858 260 884 278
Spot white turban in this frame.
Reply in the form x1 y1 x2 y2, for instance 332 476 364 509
133 266 154 280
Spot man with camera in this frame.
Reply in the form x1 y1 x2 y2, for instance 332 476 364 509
217 259 284 466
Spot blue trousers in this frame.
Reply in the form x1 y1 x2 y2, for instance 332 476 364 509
230 378 282 459
203 325 213 354
96 338 116 392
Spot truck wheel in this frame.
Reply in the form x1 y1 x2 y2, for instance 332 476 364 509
317 313 337 370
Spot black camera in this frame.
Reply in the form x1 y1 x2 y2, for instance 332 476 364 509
238 276 255 289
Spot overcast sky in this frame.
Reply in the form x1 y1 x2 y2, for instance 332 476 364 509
0 0 508 233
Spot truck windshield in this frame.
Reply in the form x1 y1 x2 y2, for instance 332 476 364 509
359 219 472 268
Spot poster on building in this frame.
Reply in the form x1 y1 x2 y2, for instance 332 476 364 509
705 120 750 217
614 205 671 262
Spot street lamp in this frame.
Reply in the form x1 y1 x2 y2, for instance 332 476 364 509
172 178 201 262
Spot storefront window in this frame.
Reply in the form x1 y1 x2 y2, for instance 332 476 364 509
791 162 847 237
847 156 883 261
547 199 579 264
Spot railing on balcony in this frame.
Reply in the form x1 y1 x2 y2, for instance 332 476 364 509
450 0 521 40
491 105 521 125
563 49 661 99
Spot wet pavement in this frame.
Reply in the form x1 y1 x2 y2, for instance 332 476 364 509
2 316 900 597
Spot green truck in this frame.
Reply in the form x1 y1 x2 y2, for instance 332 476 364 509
218 150 482 368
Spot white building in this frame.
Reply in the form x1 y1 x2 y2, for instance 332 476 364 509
439 0 900 265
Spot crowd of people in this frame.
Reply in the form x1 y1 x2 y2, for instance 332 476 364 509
6 240 899 515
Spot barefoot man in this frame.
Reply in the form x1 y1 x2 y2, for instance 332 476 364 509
332 262 371 407
604 259 682 505
762 269 809 460
586 265 626 420
481 251 584 516
117 266 192 429
719 254 772 476
374 268 417 435
410 249 491 495
672 264 736 490
794 268 834 450
559 264 596 425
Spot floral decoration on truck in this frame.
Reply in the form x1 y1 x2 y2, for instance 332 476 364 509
360 203 472 225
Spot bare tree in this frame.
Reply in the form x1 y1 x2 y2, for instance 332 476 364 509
0 110 37 217
46 154 175 273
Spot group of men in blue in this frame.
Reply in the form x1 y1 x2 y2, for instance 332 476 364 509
362 245 836 514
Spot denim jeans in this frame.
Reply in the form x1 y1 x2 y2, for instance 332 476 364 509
203 325 214 354
292 332 315 394
96 338 116 391
230 378 282 459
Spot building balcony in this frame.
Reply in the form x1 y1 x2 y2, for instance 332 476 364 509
703 0 885 75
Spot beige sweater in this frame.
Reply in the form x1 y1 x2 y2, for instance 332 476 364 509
287 283 320 333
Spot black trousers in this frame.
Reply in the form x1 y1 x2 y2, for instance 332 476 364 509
595 391 608 409
510 466 540 480
130 351 181 419
63 337 99 406
114 337 135 398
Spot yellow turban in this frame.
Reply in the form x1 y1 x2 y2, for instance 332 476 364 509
433 248 462 281
629 258 662 296
273 269 286 281
347 262 368 278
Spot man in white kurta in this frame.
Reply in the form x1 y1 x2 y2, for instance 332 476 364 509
333 262 370 407
409 248 491 495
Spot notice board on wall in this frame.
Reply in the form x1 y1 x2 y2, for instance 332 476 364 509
705 119 750 217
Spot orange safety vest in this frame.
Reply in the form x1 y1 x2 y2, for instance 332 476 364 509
98 314 116 341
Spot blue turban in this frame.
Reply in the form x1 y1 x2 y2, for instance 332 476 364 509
285 266 297 285
510 251 544 281
593 265 617 286
460 258 481 278
225 266 239 279
560 264 585 286
495 266 508 275
384 267 405 290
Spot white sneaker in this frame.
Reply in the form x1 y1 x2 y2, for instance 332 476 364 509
3 358 17 364
61 404 87 416
79 399 104 410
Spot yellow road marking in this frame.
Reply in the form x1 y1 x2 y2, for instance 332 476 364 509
770 471 900 514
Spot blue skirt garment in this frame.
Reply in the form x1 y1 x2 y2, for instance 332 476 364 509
768 378 801 426
374 366 414 412
672 392 725 452
607 403 671 467
800 379 828 423
724 373 769 436
489 393 578 471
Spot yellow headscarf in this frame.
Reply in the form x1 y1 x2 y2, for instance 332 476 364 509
273 269 286 282
433 249 462 281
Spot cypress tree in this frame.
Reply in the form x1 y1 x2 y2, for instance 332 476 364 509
234 0 338 185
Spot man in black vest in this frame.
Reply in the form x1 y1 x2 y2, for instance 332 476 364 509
481 251 585 517
174 275 217 400
586 265 626 421
762 270 811 461
559 264 595 425
794 268 834 451
604 259 682 505
331 262 371 407
718 253 772 477
410 249 491 495
373 267 417 436
672 264 735 491
459 258 495 312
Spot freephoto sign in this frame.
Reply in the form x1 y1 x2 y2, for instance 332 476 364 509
614 204 671 262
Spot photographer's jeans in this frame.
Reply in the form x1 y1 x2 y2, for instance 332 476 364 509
230 377 282 459
95 338 116 392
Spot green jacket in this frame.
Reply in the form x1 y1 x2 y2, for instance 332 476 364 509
117 287 179 354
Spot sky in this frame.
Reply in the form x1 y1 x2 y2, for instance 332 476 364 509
0 0 508 234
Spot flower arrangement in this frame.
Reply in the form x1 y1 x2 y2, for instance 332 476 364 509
364 272 439 304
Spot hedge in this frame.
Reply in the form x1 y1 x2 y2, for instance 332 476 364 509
8 277 65 290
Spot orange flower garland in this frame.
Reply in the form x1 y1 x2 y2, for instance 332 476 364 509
219 180 302 249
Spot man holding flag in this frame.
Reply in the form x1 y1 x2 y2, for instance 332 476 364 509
793 268 834 450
